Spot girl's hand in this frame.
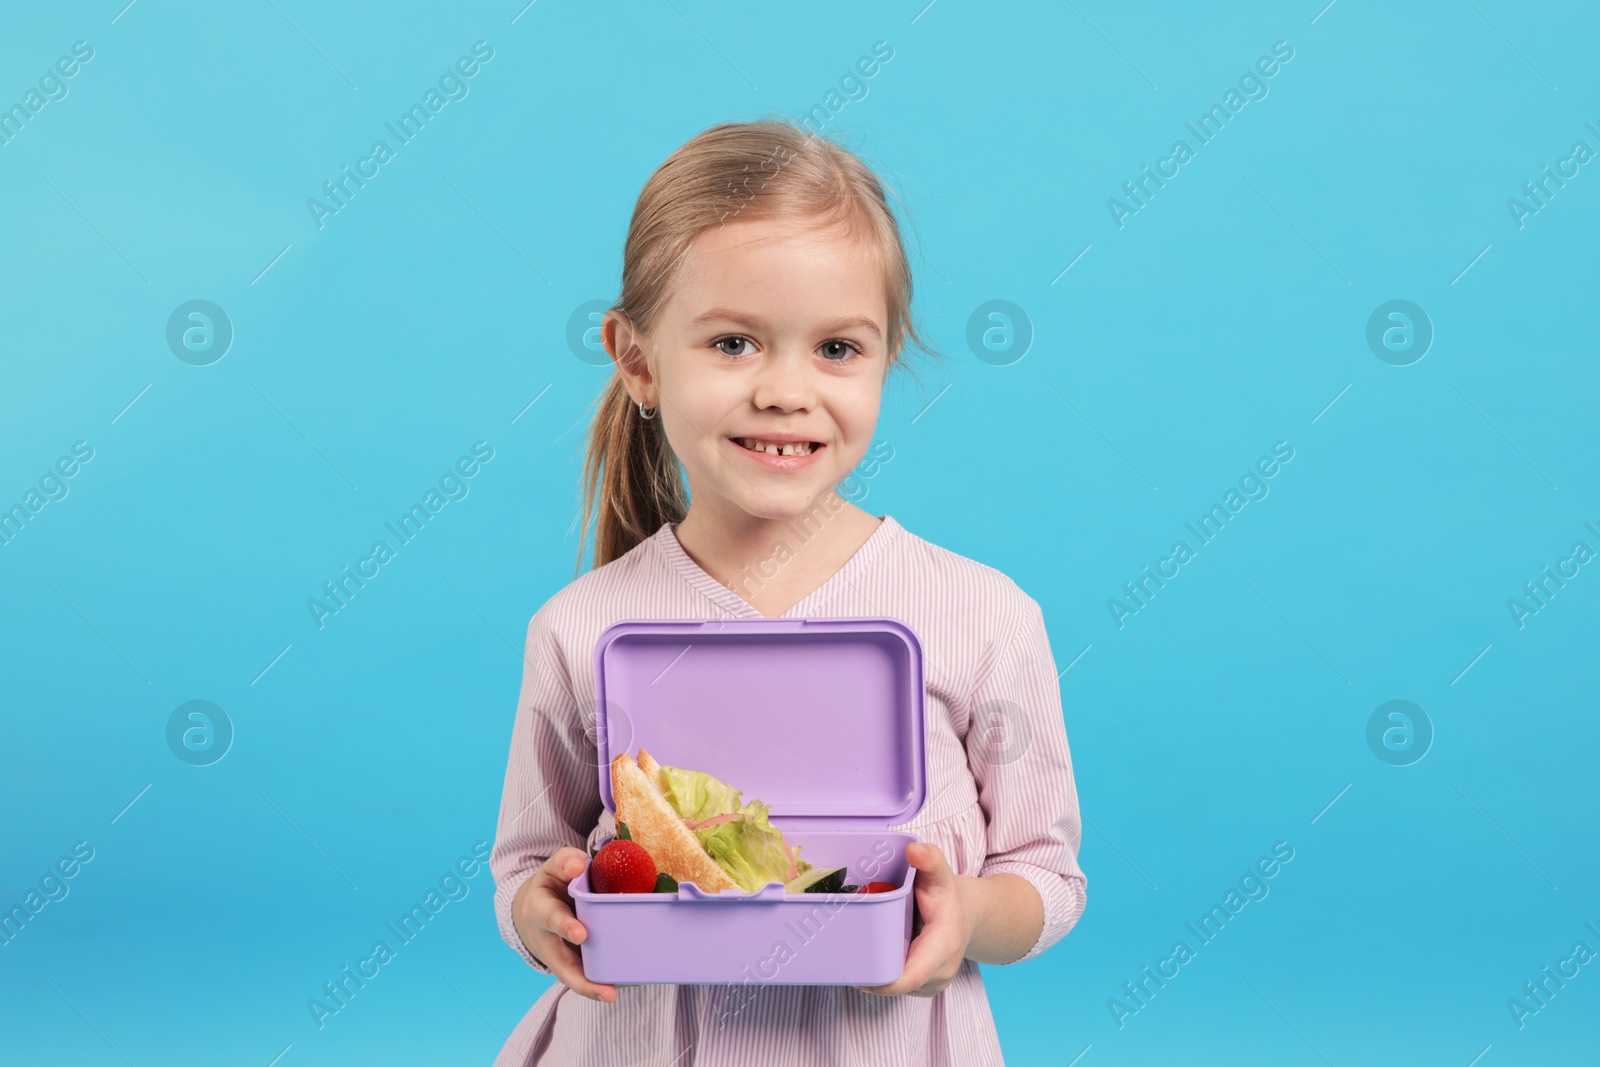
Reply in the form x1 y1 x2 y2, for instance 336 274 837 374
511 847 618 1003
857 842 975 998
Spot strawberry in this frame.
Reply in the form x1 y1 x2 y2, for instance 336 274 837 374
590 839 658 894
860 881 898 894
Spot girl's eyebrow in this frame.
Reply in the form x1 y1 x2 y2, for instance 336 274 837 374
688 306 882 338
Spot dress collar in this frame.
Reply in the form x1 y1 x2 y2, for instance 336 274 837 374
649 513 902 619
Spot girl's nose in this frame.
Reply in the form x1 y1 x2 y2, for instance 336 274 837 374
750 350 815 412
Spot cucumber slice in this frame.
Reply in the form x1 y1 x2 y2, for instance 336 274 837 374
786 866 848 894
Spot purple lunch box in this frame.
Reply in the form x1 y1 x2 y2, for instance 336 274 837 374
570 617 929 986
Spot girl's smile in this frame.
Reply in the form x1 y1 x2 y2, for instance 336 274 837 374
729 433 824 468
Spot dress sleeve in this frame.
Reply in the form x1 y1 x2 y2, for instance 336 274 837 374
490 608 605 975
968 594 1088 963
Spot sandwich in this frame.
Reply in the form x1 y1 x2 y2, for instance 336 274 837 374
610 748 815 893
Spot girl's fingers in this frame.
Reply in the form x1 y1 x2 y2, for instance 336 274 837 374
526 859 617 1003
860 904 952 994
540 934 619 1003
904 925 962 997
542 847 590 886
908 844 954 925
907 842 950 883
527 849 591 939
529 884 587 943
858 922 955 997
857 844 963 996
907 918 965 995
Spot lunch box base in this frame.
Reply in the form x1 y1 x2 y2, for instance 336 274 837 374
574 829 920 986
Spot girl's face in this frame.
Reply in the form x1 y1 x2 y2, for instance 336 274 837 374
612 217 891 525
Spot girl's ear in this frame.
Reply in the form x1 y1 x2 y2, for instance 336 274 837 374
603 310 655 402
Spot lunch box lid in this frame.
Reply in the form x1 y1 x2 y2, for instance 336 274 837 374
592 617 928 830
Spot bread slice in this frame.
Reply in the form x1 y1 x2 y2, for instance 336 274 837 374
610 752 739 893
637 747 665 787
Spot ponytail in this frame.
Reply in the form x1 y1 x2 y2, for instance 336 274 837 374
577 375 688 573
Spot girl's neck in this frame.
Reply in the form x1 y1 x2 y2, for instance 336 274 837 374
671 491 883 618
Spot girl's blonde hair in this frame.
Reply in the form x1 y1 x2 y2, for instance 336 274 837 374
577 117 930 572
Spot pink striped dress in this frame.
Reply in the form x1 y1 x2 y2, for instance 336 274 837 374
490 514 1087 1065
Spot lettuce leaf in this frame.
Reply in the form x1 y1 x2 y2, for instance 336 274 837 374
693 800 811 892
657 765 811 892
657 765 744 823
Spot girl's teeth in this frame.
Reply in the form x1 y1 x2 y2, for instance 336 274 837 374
739 438 812 456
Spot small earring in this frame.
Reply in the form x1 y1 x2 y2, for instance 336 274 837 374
638 399 658 420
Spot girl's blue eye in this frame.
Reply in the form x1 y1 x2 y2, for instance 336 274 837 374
713 336 862 361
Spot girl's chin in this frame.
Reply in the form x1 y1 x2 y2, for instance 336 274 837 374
702 482 849 520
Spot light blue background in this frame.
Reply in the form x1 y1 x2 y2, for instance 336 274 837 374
3 1 1598 1064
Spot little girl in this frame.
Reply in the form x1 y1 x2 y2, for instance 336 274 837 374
490 119 1086 1066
